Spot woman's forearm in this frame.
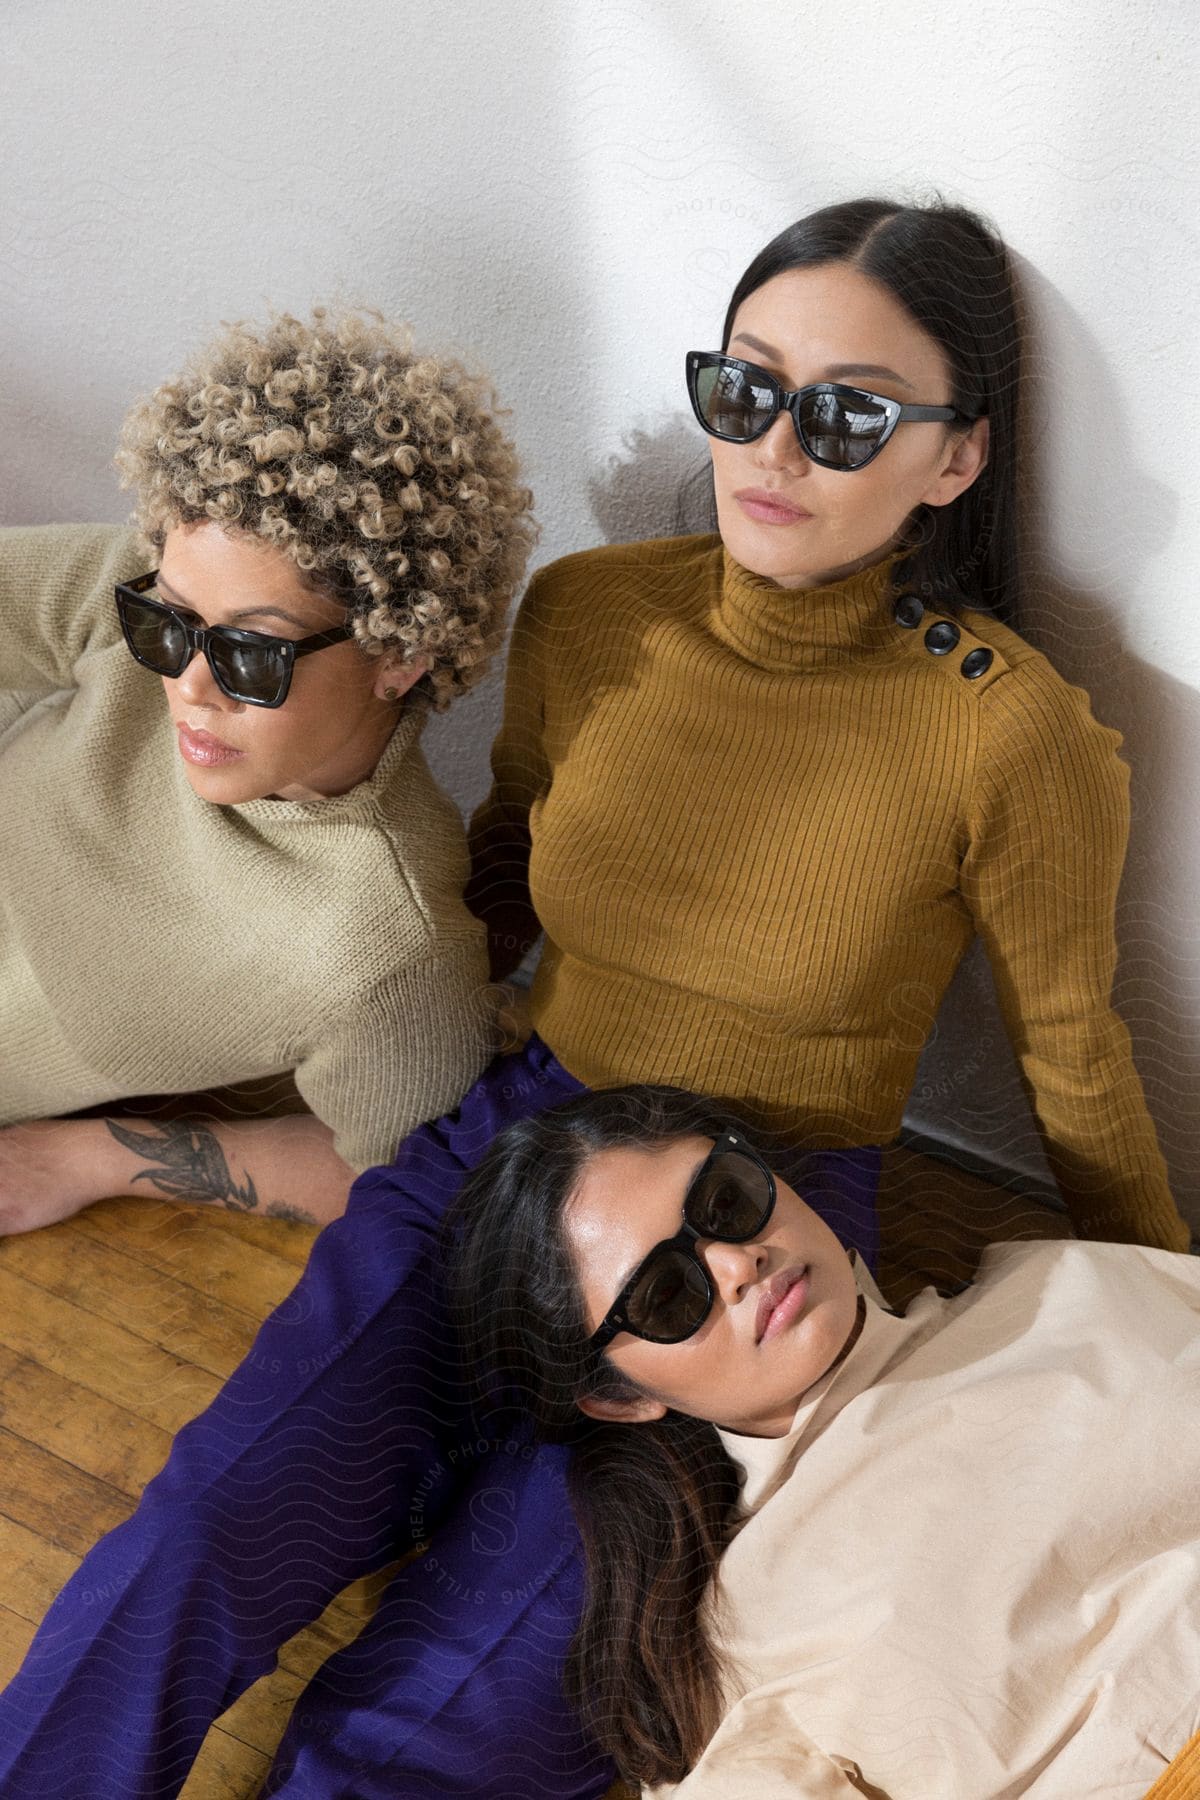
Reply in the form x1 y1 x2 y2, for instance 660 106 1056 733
0 1113 354 1236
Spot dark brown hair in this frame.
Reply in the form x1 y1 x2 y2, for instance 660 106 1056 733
445 1085 750 1785
722 198 1021 621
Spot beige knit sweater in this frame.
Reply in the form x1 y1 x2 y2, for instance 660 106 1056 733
0 524 494 1169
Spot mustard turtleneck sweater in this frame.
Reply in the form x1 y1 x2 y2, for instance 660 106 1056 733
467 532 1188 1251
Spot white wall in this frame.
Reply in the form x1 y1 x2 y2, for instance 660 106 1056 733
4 0 1198 1221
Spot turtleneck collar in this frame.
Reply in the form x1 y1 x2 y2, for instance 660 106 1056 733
717 1253 947 1514
709 546 902 673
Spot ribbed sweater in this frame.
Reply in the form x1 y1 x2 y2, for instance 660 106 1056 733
468 533 1187 1250
0 524 493 1169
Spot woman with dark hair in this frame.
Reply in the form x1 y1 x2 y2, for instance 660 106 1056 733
448 1083 1200 1797
469 196 1183 1251
1 199 1187 1797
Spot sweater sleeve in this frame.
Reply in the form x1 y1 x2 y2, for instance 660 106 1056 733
0 523 142 693
465 569 554 980
291 940 496 1171
960 663 1189 1250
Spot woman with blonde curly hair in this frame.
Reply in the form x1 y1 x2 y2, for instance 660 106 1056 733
0 307 535 1230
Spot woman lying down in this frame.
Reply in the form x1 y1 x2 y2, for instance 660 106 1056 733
448 1085 1200 1800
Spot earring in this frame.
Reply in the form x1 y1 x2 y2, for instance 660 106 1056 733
383 685 400 701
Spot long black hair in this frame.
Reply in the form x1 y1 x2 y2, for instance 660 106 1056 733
721 197 1021 621
445 1084 753 1787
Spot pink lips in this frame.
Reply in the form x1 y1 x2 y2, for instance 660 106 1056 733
177 722 244 767
756 1267 810 1343
734 488 813 526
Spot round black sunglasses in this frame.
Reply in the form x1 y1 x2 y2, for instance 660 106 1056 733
686 350 977 471
588 1130 777 1351
115 573 354 709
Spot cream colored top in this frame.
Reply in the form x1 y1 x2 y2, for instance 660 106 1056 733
649 1241 1200 1799
0 524 494 1168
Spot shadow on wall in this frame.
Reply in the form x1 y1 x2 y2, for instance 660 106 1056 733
586 414 714 544
904 260 1199 1207
1049 613 1200 1221
1015 265 1200 1222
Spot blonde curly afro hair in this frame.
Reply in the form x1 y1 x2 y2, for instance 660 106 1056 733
116 308 538 708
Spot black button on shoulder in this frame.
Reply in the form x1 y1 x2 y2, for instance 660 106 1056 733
893 594 925 629
960 646 994 680
924 620 960 656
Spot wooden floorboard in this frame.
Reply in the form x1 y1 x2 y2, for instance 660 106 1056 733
0 1512 79 1623
0 1355 173 1493
0 1169 1071 1795
0 1603 37 1685
0 1426 133 1555
66 1202 305 1313
0 1225 264 1378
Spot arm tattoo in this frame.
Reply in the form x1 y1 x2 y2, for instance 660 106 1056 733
104 1118 260 1211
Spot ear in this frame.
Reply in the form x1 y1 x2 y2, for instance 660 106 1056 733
373 654 431 704
576 1392 668 1425
920 416 989 510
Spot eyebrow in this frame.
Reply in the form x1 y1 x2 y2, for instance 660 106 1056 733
730 331 916 392
156 575 309 630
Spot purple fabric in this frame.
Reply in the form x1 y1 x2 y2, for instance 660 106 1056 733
0 1037 878 1797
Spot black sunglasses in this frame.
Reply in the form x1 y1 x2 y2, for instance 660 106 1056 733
588 1130 777 1351
686 350 977 471
114 572 354 708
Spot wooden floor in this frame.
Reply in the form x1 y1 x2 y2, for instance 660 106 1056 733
0 1197 383 1794
0 1159 1072 1795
